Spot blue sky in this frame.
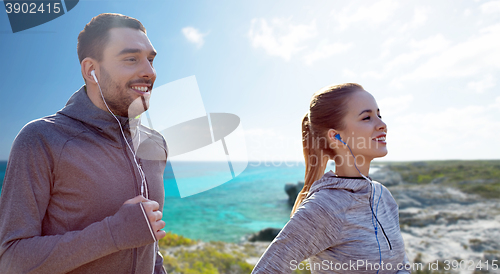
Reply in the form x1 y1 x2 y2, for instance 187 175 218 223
1 0 499 162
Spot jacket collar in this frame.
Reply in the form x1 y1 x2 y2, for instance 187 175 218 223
57 85 132 147
307 170 372 198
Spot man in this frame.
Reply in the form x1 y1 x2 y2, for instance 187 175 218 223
0 13 168 273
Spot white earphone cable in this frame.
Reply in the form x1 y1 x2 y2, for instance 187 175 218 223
95 80 148 198
95 79 158 273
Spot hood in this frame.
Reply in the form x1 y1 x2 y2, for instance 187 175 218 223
57 86 136 147
307 170 372 198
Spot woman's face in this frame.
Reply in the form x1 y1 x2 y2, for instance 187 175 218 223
336 90 388 161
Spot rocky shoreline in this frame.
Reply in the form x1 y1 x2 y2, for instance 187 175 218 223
394 183 500 274
160 163 500 273
245 165 500 273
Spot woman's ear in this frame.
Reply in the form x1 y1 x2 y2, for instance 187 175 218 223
327 129 338 142
327 129 338 149
328 129 346 148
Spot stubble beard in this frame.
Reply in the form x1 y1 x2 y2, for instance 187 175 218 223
99 67 135 117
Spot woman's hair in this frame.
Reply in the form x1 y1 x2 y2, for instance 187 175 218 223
291 83 365 216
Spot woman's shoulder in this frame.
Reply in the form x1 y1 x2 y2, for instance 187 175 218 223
370 180 400 210
301 187 357 218
370 180 396 197
292 190 352 229
308 172 372 198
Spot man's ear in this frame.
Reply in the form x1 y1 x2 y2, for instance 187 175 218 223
81 58 98 84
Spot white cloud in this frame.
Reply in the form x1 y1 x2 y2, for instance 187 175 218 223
248 18 317 61
382 38 397 48
409 34 451 54
182 27 207 48
303 42 352 66
412 7 429 26
399 7 430 32
248 18 350 65
378 38 397 59
387 99 500 160
362 71 385 80
467 74 496 93
480 0 500 13
342 69 357 78
495 96 500 109
387 34 451 70
363 34 451 79
331 0 399 30
392 23 500 85
378 94 414 116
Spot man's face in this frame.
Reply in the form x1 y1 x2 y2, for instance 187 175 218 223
97 27 156 117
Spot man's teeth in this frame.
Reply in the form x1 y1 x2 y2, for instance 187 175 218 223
132 86 148 92
375 136 386 141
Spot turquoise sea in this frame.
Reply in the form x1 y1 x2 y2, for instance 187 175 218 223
0 161 309 242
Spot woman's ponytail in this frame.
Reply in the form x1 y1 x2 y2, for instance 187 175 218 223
290 113 328 216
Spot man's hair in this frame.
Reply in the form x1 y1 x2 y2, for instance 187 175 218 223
77 13 146 64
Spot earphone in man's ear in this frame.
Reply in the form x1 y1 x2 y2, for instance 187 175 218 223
91 70 98 83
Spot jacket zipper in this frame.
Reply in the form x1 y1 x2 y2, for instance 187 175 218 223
375 218 392 250
120 129 141 274
369 183 392 251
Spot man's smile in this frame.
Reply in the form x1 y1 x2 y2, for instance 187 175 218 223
131 85 150 95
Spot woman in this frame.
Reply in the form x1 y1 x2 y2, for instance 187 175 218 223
252 83 410 273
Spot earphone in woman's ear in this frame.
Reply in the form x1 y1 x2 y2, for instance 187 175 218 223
335 134 347 145
91 70 98 83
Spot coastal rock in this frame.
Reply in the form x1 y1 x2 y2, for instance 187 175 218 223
390 185 481 209
389 181 500 273
285 181 304 206
247 227 281 242
370 166 403 186
401 199 500 273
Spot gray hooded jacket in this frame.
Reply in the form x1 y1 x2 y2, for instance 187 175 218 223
252 171 410 273
0 86 167 273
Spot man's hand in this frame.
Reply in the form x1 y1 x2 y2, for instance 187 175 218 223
124 195 166 240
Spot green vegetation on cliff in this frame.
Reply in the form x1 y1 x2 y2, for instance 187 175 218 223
159 232 254 274
381 160 500 198
158 232 311 274
159 232 197 247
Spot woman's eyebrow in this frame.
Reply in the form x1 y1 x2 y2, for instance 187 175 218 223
358 108 380 116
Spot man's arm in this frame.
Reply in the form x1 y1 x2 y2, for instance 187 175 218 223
0 122 164 273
